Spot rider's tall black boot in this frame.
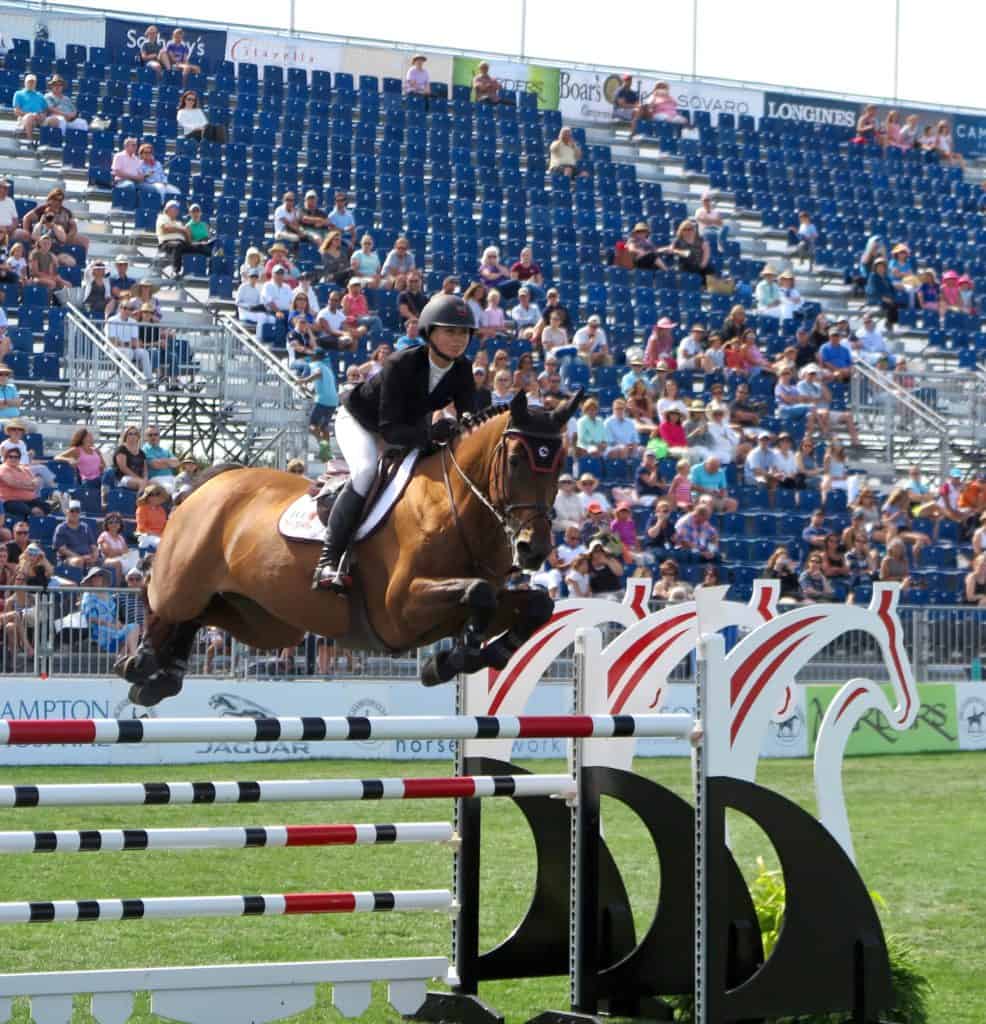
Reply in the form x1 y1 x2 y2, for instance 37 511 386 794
312 483 366 591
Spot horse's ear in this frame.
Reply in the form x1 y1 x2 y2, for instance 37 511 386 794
510 388 529 421
551 388 585 428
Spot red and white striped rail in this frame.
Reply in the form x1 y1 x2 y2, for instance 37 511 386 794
0 713 695 746
0 773 575 808
0 889 454 925
0 822 456 854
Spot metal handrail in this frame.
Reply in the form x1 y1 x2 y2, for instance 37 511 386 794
64 305 150 391
851 360 950 432
218 313 311 399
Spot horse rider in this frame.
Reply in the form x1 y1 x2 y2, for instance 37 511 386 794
313 293 478 590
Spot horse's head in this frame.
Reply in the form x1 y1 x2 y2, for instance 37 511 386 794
495 389 584 569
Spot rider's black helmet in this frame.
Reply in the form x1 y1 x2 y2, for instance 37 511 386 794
417 294 476 339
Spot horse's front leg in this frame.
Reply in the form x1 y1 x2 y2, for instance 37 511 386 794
481 586 555 669
404 577 500 686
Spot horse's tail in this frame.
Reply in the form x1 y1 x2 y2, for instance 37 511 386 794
174 462 246 505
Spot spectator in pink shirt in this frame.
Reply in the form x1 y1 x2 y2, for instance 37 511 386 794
404 55 431 97
610 502 639 554
111 138 146 187
629 81 689 138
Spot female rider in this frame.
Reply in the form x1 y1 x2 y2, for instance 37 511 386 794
313 293 478 589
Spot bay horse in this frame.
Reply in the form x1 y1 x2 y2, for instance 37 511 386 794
117 389 583 706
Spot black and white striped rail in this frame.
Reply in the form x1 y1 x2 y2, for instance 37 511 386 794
0 774 575 808
0 889 454 924
0 713 695 746
0 822 456 854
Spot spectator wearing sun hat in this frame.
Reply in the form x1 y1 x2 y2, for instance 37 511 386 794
577 471 610 515
939 270 963 313
957 275 977 315
887 243 918 308
80 567 140 658
43 76 88 136
620 348 650 396
755 266 785 320
865 256 898 328
624 222 667 270
0 418 55 491
553 473 584 530
404 54 431 97
644 316 677 368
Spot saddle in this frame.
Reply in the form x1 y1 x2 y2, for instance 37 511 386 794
278 448 419 545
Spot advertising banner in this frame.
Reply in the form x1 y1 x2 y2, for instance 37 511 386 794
452 56 559 111
806 683 960 756
104 18 227 70
953 114 986 159
956 684 986 751
226 32 342 77
558 68 762 125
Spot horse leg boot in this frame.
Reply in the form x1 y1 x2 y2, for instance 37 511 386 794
482 587 555 670
414 580 499 687
122 618 201 708
312 483 366 591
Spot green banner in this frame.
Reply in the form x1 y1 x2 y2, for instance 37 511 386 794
807 684 959 755
452 56 560 111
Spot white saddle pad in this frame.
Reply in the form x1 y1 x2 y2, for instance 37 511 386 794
278 450 420 544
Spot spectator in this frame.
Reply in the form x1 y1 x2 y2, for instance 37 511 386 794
315 289 358 349
578 472 610 514
80 566 140 658
470 365 491 409
477 246 519 301
660 219 711 282
394 316 422 352
881 487 930 563
139 25 170 78
489 369 514 407
471 61 501 103
729 381 763 431
573 315 611 366
142 426 178 492
156 200 209 279
586 540 624 598
800 509 829 552
319 231 353 289
644 502 676 557
54 427 105 488
176 90 225 143
939 270 963 315
297 190 330 244
786 210 819 265
509 247 545 301
819 533 849 580
774 366 817 433
845 534 878 596
933 120 964 170
0 419 55 492
273 192 308 246
552 474 583 530
380 236 415 290
185 204 213 253
111 425 150 493
404 55 430 97
685 401 714 463
22 186 90 259
777 270 804 318
658 409 689 462
652 558 692 601
575 398 607 457
677 324 706 370
705 402 746 465
97 513 134 581
509 288 541 339
0 179 19 254
12 74 47 142
797 365 861 445
764 546 801 602
264 242 298 286
548 126 584 178
623 222 667 271
865 257 898 330
795 437 822 490
612 73 639 121
301 348 339 443
957 275 976 315
135 483 169 549
538 308 570 359
852 311 898 368
610 501 640 556
42 76 87 137
135 142 181 201
327 193 357 253
792 327 817 370
341 279 382 338
879 538 912 590
745 431 779 490
164 28 200 88
287 294 318 372
635 450 664 503
974 511 986 558
0 446 47 518
959 469 986 520
105 296 153 381
397 271 427 323
4 521 29 565
621 350 650 396
603 398 641 460
629 81 688 137
820 439 850 508
720 305 749 343
261 264 294 324
674 502 719 560
964 553 986 606
755 266 784 319
689 456 738 513
235 268 271 329
28 235 69 294
108 254 138 304
666 457 693 510
694 191 730 257
565 552 592 597
53 500 99 570
799 552 835 602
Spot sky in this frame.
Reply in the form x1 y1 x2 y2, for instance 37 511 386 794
52 0 986 112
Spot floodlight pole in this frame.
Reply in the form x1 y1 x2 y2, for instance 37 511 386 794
692 0 699 78
520 0 527 59
892 0 900 99
290 0 296 36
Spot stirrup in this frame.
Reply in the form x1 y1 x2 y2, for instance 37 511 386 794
312 551 352 592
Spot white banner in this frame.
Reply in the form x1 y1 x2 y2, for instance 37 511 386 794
0 677 805 767
956 684 986 751
225 32 342 78
557 68 763 126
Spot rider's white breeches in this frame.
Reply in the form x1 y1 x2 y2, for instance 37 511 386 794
334 406 382 496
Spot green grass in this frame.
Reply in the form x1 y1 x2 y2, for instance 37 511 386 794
0 754 981 1023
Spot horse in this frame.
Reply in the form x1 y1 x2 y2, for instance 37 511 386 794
117 389 584 706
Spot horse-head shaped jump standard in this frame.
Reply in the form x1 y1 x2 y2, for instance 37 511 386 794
119 389 583 707
701 582 916 862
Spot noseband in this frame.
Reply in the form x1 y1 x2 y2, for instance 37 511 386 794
440 422 562 576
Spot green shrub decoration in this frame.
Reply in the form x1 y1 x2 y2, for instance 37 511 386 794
668 859 932 1024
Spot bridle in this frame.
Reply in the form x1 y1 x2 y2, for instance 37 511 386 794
440 421 562 577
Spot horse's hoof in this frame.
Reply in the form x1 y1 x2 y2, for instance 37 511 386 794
420 651 460 687
128 672 184 708
114 649 159 685
482 639 513 671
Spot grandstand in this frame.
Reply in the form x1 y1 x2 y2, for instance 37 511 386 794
0 6 983 675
